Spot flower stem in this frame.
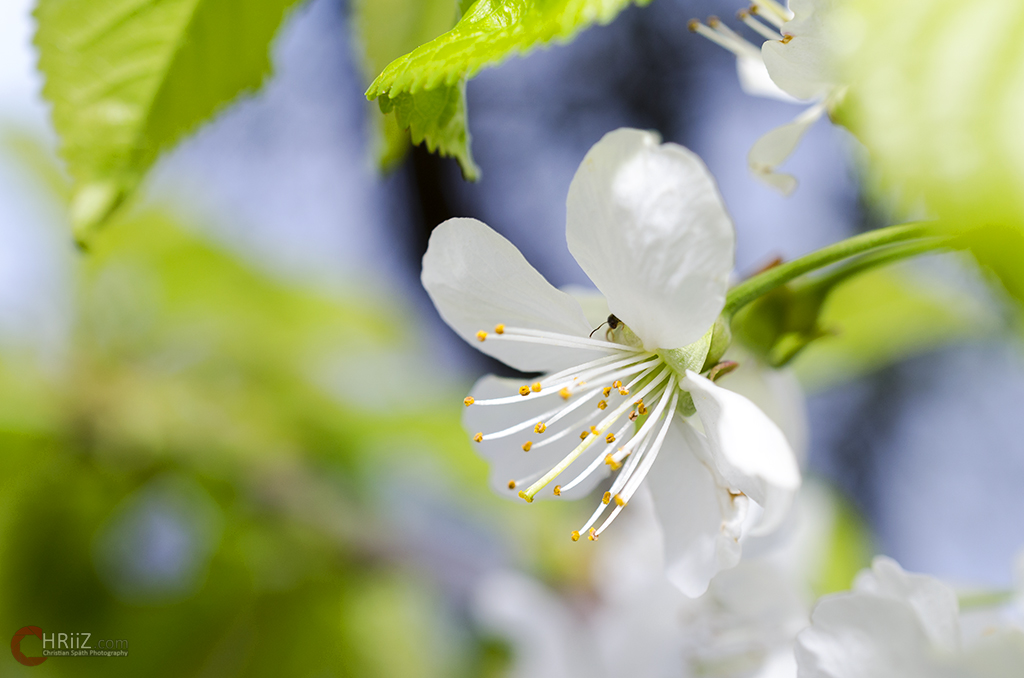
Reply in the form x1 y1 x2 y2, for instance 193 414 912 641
723 222 938 317
793 237 953 294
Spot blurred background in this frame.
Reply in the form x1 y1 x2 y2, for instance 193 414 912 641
1 0 1022 675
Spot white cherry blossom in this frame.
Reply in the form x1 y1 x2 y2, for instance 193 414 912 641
422 128 802 596
689 0 846 194
796 556 1024 678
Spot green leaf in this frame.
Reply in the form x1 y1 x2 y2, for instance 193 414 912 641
791 266 1000 391
838 0 1024 307
351 0 460 171
34 0 305 244
365 0 652 178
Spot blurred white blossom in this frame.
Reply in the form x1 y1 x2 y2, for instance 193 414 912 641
797 556 1024 678
690 0 846 194
474 482 851 678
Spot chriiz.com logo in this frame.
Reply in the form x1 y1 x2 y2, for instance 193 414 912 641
10 626 129 666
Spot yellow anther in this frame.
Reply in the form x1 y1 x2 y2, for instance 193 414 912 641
590 426 599 435
519 385 531 396
614 494 626 507
638 403 648 415
618 388 629 396
604 453 622 471
464 396 475 407
597 400 608 410
476 331 488 342
571 530 580 542
602 491 611 505
588 528 598 541
473 432 483 443
534 422 547 434
613 380 623 388
518 490 534 504
603 387 612 397
522 441 532 452
531 382 542 392
580 430 589 440
560 387 572 400
782 34 793 43
605 433 616 444
508 480 517 489
687 18 700 32
707 14 721 27
628 410 638 421
553 485 561 496
494 324 505 334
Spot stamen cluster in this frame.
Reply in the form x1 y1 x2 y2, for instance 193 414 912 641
465 323 684 541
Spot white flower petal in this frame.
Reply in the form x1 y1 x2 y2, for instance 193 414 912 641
647 419 746 598
682 370 801 536
464 375 610 500
566 128 734 350
761 0 838 102
955 630 1024 678
796 593 937 678
737 54 801 103
852 556 961 652
714 355 809 464
559 284 610 329
473 570 600 678
748 103 827 196
422 217 602 373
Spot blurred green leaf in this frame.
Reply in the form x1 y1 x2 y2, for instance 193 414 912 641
0 137 595 676
352 0 460 171
837 0 1024 308
365 0 653 178
791 265 999 391
34 0 304 244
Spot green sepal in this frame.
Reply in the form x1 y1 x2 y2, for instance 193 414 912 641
658 327 714 379
731 283 829 369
